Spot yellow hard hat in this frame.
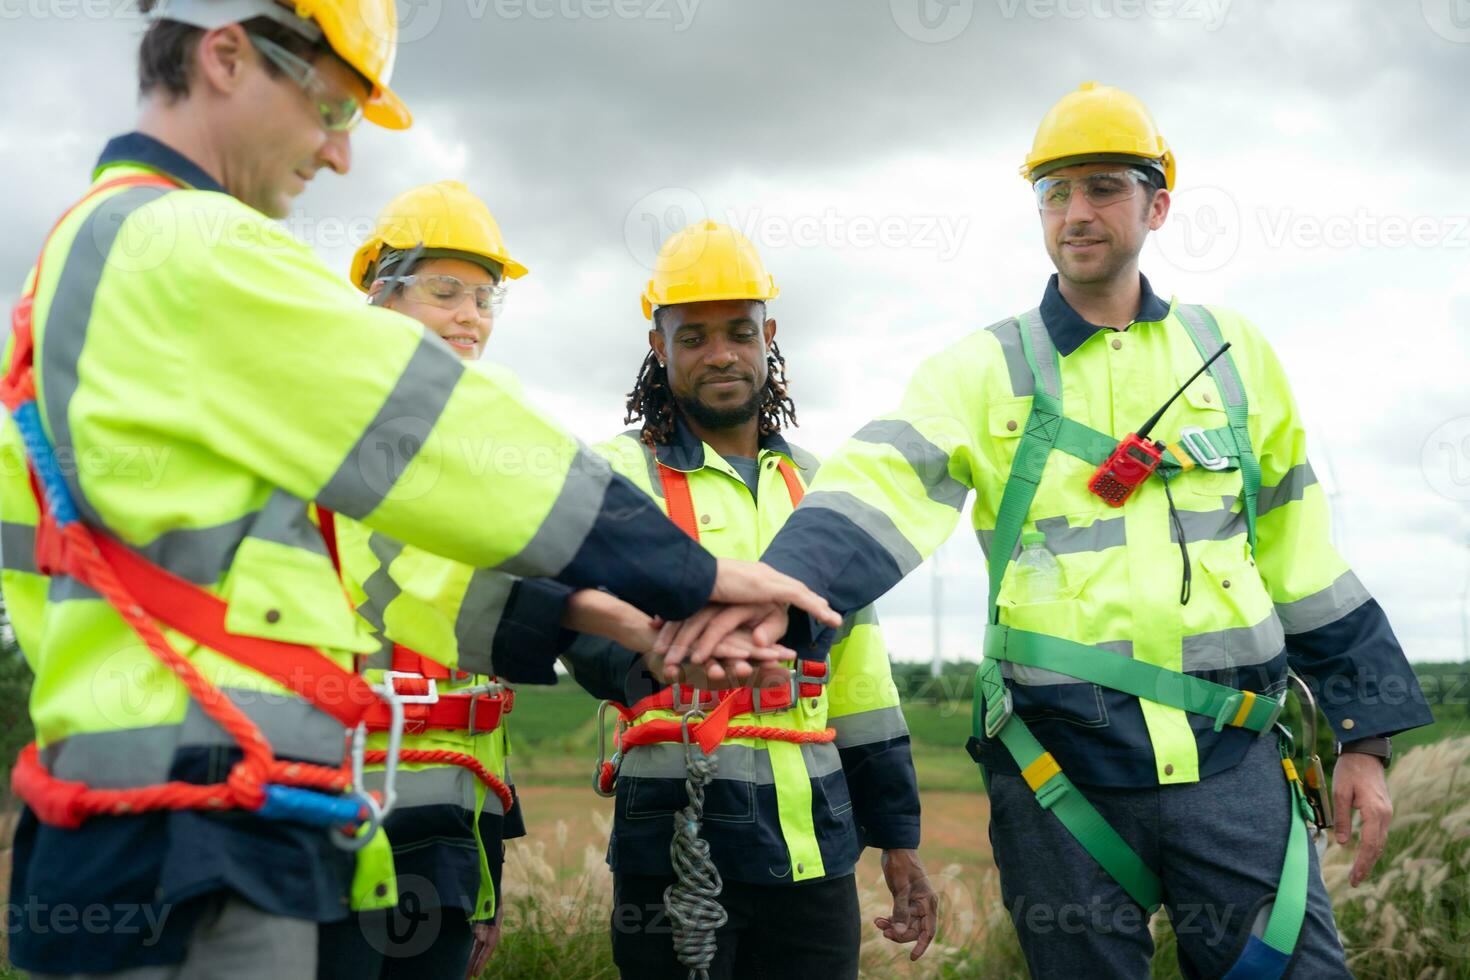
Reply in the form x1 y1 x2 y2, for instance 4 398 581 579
641 220 779 320
1021 81 1175 190
148 0 411 129
296 0 410 130
350 180 528 291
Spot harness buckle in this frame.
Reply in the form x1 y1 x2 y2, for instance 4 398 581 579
984 687 1014 740
381 671 439 705
670 683 717 715
1179 426 1229 472
750 672 799 714
1260 690 1288 734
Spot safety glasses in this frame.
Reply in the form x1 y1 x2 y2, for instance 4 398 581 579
1034 170 1152 213
389 274 507 319
247 32 364 133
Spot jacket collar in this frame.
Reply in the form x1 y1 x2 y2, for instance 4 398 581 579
1038 272 1172 357
652 416 796 473
95 132 226 195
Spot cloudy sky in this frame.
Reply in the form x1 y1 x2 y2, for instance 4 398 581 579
2 0 1468 666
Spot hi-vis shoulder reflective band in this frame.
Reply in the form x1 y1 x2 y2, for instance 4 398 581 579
593 457 835 795
2 176 408 848
968 307 1312 980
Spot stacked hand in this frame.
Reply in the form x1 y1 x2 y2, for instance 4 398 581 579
565 559 839 688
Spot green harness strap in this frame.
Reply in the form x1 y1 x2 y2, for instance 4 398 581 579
1176 303 1261 555
971 305 1309 972
984 625 1287 735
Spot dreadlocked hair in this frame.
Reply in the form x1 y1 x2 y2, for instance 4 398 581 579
623 341 798 448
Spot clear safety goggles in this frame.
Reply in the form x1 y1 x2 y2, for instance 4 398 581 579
383 273 507 319
1034 169 1152 213
247 32 364 133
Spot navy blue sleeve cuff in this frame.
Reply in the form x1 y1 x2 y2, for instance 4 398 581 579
560 472 715 620
486 578 574 684
560 632 643 704
837 735 922 851
1286 598 1435 740
763 506 907 616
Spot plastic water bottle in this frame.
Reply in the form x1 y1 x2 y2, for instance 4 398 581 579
1013 530 1065 603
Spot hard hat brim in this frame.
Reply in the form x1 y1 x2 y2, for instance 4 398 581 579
364 84 412 130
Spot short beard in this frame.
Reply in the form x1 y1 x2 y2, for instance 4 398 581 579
676 387 762 431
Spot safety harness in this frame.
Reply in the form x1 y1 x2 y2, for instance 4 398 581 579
967 306 1321 979
591 455 835 980
352 635 517 816
592 457 835 796
316 509 519 814
3 175 413 848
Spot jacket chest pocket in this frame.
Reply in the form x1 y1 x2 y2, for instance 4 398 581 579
222 536 378 654
986 396 1102 528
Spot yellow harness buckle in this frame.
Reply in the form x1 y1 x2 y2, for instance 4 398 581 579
1022 752 1063 792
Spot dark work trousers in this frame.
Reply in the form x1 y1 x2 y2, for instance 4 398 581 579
986 733 1350 979
315 885 473 980
610 872 862 980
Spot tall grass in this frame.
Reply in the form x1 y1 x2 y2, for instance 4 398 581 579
482 738 1470 979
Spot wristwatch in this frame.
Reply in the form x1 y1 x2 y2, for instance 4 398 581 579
1336 736 1392 768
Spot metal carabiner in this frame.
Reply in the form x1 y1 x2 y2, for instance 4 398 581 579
678 707 707 770
593 700 625 799
366 679 409 819
1287 671 1334 833
330 720 391 853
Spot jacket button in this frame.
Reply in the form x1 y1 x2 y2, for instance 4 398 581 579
374 883 388 898
265 609 281 624
1111 338 1122 350
1222 580 1231 589
796 862 804 874
484 900 493 912
1164 764 1174 776
1006 420 1018 432
700 514 710 525
1203 392 1213 403
1342 718 1356 730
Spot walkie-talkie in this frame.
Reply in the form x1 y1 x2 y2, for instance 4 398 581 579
1087 342 1232 507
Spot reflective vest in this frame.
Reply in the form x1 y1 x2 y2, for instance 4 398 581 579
337 515 518 920
589 428 912 884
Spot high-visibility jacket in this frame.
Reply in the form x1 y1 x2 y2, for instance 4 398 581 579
1 132 717 974
762 273 1431 790
338 497 558 922
561 420 921 884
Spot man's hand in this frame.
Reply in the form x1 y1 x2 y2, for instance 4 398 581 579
1333 752 1393 887
709 559 841 633
874 849 937 960
654 603 794 677
465 921 499 978
565 591 791 687
643 628 795 691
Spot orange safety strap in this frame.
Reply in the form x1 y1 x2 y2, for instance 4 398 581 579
656 457 805 541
